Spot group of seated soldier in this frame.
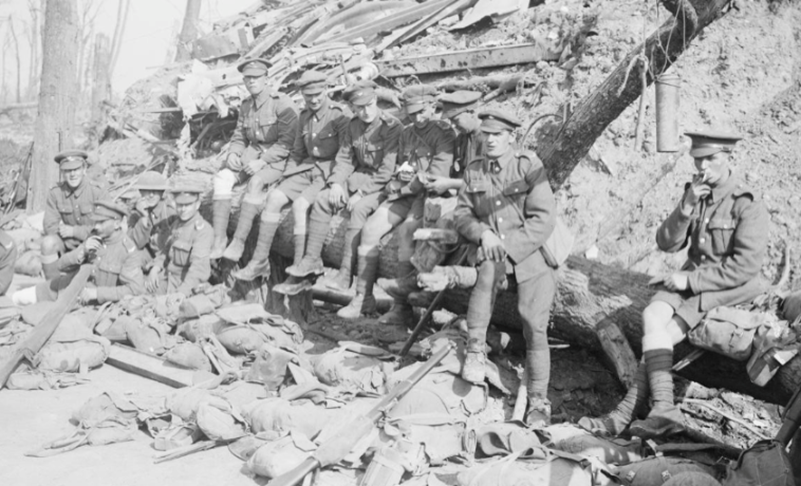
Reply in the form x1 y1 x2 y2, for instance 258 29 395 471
0 58 770 436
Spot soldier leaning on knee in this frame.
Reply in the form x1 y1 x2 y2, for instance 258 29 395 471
40 150 106 280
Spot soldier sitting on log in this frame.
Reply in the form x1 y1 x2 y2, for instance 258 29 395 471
209 58 299 262
40 150 106 280
332 84 455 325
377 90 484 329
580 131 769 438
145 184 213 296
12 200 144 305
454 109 557 428
231 70 352 284
279 81 402 297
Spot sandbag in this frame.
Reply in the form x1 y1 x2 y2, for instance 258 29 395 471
245 343 298 390
38 336 110 372
221 381 270 412
163 342 212 372
167 388 221 422
72 392 139 428
241 398 334 440
216 325 265 354
247 435 311 479
388 366 487 417
615 456 716 486
313 347 390 393
124 317 169 355
688 306 767 361
179 294 217 320
196 398 246 441
178 314 227 342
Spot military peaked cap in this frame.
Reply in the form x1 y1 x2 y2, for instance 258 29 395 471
297 71 328 94
439 90 482 119
54 149 89 170
91 199 129 222
170 183 204 204
237 58 271 77
685 131 742 158
478 109 522 133
402 84 438 114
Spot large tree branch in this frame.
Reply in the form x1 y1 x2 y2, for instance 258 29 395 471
540 0 731 189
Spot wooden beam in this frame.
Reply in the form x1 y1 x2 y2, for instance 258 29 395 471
106 344 197 388
376 43 561 77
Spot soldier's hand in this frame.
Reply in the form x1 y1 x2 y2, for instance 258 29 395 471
329 184 346 209
681 174 712 212
135 197 154 216
663 272 689 292
423 175 452 195
80 288 98 304
84 236 103 254
58 223 75 239
346 193 363 211
480 230 506 262
146 269 161 293
244 159 265 176
226 152 242 171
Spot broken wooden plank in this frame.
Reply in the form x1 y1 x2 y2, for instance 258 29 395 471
374 0 470 53
377 43 562 77
106 344 197 388
597 318 638 388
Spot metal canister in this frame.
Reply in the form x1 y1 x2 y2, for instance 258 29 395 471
655 72 681 152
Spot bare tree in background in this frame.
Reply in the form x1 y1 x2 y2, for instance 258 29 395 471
25 0 43 100
7 16 21 103
76 0 103 94
29 0 79 213
90 32 110 126
175 0 202 61
109 0 130 77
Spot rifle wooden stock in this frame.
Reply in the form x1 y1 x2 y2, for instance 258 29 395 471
267 342 455 486
776 386 801 446
0 265 92 389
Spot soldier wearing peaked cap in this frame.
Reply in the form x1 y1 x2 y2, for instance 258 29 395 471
580 130 769 439
454 108 558 428
13 199 145 306
439 90 485 180
41 149 106 280
346 84 459 333
232 69 352 283
281 80 402 297
145 183 213 296
210 57 299 262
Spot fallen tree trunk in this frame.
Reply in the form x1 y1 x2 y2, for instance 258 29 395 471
261 212 799 406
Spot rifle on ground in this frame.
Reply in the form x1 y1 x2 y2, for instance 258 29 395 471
0 264 92 389
268 342 455 486
776 386 801 446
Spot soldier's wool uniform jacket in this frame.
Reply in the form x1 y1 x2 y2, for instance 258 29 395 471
284 99 352 177
44 180 106 241
152 212 213 295
393 120 456 197
228 90 298 165
656 172 769 311
57 232 144 303
328 111 402 195
0 230 16 296
453 127 485 179
455 149 556 283
129 199 177 252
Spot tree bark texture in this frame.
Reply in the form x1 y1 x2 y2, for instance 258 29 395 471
253 209 800 406
8 15 22 103
90 33 111 125
539 0 731 189
29 0 79 213
175 0 202 62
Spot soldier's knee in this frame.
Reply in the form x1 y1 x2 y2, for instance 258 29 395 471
264 190 288 214
246 176 264 193
642 301 674 334
213 169 237 197
292 198 310 214
40 235 61 255
475 260 499 289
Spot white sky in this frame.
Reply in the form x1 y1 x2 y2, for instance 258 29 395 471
0 0 254 101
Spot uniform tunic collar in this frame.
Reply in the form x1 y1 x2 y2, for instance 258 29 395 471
708 169 738 204
64 179 86 198
309 98 330 121
485 149 514 174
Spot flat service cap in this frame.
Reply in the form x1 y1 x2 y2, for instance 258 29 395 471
402 84 438 114
170 183 204 204
91 200 129 222
438 90 482 119
478 109 522 134
685 131 742 158
343 80 378 106
135 171 170 191
54 149 88 170
237 58 271 77
297 71 328 95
